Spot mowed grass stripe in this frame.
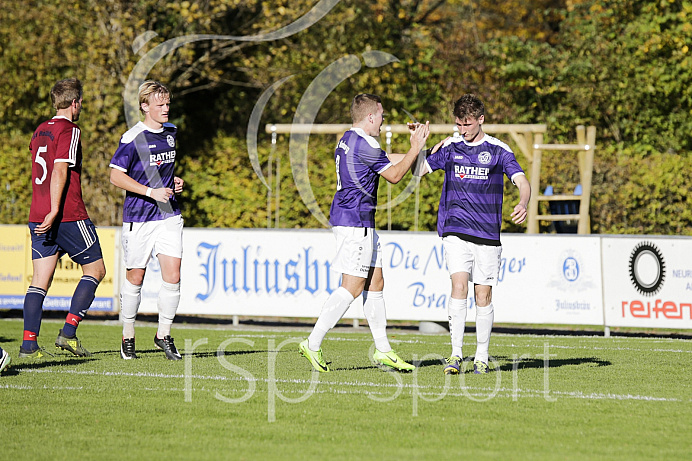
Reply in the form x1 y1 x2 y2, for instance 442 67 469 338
6 368 681 402
1 318 690 460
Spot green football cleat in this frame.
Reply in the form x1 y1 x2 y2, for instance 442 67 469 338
55 329 92 357
18 346 54 359
372 349 415 372
444 355 462 375
299 339 330 372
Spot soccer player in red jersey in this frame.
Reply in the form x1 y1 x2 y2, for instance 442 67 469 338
20 78 106 358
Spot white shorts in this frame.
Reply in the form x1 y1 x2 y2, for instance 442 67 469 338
442 236 502 286
331 226 382 278
122 215 183 269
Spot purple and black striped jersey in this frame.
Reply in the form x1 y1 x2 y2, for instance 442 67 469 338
424 134 525 246
109 121 180 223
329 128 392 228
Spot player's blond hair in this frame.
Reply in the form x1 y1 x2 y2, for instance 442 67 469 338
50 78 83 110
350 93 381 124
138 80 170 114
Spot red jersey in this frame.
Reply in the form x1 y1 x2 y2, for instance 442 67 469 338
28 116 89 223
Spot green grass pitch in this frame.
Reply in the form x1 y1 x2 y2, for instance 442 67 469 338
1 318 690 460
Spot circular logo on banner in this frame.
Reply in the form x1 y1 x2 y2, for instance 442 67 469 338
478 152 491 164
167 135 175 147
628 242 666 296
562 256 580 282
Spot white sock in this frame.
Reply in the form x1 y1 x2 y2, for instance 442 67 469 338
157 281 180 338
448 297 467 357
120 279 142 339
475 303 494 364
308 287 354 351
363 291 391 353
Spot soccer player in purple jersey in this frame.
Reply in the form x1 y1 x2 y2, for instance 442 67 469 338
20 78 106 359
109 81 185 361
417 94 531 375
299 93 430 372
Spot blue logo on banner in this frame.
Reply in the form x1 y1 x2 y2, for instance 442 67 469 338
562 257 580 282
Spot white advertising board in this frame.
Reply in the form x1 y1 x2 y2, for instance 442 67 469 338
136 229 605 326
493 235 604 325
602 237 692 329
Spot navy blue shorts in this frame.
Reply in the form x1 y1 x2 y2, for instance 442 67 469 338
29 219 103 265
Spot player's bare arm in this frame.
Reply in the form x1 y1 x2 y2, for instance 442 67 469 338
380 122 430 184
110 168 174 203
388 123 437 164
35 162 69 235
412 136 450 177
510 174 531 224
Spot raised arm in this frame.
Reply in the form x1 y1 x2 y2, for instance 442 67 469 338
411 137 450 177
380 122 430 184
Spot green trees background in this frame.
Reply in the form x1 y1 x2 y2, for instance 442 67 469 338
1 0 690 235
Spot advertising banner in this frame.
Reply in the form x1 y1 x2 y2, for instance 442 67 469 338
137 230 605 325
0 225 29 309
494 235 604 325
0 225 118 312
602 237 692 329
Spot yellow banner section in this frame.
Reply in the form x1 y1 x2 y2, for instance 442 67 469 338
0 226 27 308
0 224 117 311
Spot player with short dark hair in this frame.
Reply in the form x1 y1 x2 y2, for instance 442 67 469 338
417 94 531 374
299 93 430 372
21 77 107 358
109 80 184 361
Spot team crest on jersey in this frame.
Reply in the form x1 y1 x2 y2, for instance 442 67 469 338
478 151 492 164
167 135 175 147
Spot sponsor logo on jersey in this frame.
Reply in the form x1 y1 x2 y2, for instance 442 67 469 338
167 135 175 147
454 164 489 180
454 155 464 160
150 150 176 166
148 144 157 148
478 151 492 164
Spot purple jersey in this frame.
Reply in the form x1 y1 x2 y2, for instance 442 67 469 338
109 122 180 223
329 128 392 228
425 134 525 245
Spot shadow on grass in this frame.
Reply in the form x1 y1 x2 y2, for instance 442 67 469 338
468 355 612 374
185 349 290 358
413 358 446 368
334 358 441 372
7 357 97 375
86 348 292 358
334 364 415 373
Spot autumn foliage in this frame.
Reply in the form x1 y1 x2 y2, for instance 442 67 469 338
1 0 690 235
